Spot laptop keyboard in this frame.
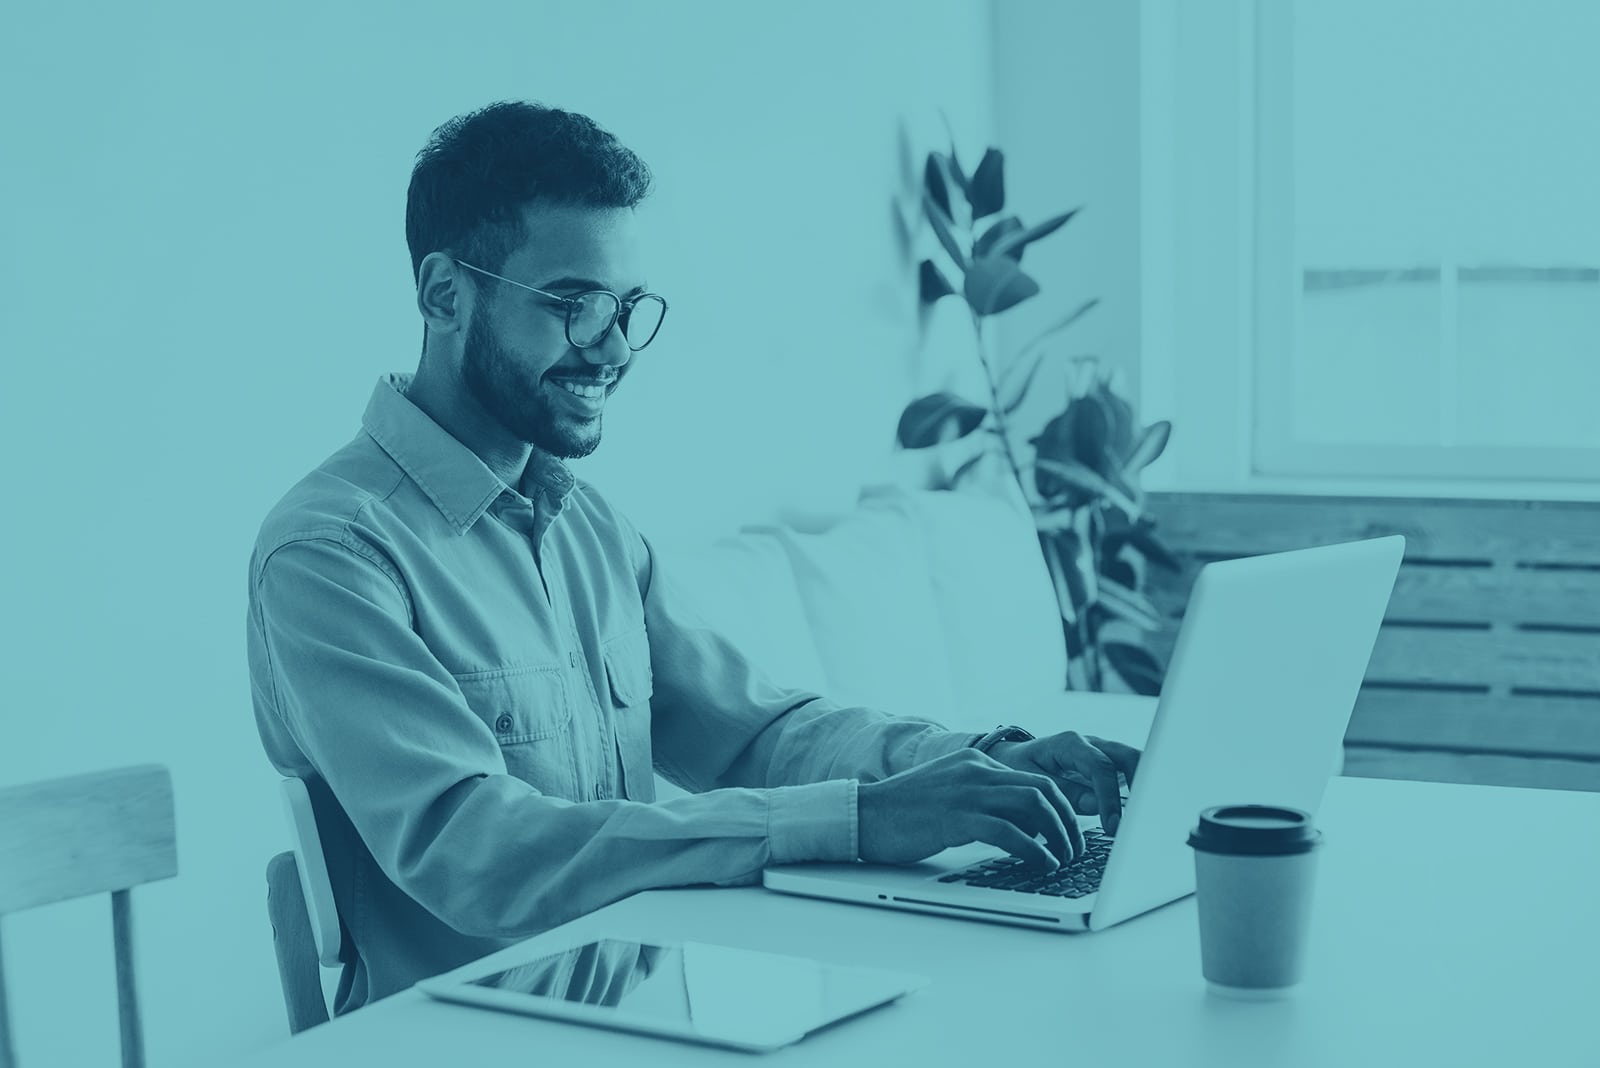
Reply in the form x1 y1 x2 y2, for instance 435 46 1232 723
935 828 1114 898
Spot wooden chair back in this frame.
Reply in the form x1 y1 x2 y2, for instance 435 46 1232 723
1145 493 1600 790
278 777 343 969
0 765 177 1068
265 852 330 1033
264 775 347 1033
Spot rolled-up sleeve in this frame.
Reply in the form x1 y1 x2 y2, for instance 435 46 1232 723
637 534 976 849
253 534 878 939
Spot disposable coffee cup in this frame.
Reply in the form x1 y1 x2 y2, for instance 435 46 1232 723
1187 804 1323 999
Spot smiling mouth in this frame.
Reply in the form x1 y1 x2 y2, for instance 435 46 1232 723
551 379 607 399
546 372 616 399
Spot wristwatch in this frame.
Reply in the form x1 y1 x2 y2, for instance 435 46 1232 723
970 724 1035 755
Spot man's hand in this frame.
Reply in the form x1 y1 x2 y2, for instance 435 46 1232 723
987 732 1140 836
857 748 1085 870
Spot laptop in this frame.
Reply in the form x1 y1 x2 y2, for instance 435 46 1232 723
764 535 1405 932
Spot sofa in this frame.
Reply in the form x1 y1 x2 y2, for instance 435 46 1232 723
648 481 1154 799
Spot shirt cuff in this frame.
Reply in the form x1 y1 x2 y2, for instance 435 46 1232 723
911 726 983 767
766 779 859 864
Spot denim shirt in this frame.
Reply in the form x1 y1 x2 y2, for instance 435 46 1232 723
246 374 972 1011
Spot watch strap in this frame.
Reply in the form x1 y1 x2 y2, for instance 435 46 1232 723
970 724 1035 755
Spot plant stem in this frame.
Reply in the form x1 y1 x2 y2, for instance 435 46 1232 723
969 310 1032 504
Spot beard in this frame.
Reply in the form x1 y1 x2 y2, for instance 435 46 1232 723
461 304 618 459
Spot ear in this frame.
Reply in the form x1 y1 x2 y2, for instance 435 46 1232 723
417 251 470 336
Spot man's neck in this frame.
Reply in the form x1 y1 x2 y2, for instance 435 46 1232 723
406 359 531 491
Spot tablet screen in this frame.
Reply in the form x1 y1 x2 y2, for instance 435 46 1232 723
466 938 919 1045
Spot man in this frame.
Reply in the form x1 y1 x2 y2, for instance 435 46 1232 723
246 101 1140 1013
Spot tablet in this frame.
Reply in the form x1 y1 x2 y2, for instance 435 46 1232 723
417 937 929 1052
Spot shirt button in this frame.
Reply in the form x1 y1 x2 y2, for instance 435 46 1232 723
569 651 579 669
495 714 513 733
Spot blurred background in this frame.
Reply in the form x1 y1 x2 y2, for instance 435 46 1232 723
2 1 1596 1064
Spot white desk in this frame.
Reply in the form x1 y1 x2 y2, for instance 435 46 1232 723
232 775 1600 1068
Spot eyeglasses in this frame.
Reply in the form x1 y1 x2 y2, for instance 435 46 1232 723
453 259 668 351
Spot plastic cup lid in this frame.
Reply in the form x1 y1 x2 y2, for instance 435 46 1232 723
1187 804 1322 856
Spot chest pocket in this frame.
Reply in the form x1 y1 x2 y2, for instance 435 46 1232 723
455 665 577 798
601 627 655 802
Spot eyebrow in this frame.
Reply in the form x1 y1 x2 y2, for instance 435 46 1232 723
538 275 649 298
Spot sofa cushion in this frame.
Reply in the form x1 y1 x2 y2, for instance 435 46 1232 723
891 487 1068 731
766 495 959 725
649 531 832 696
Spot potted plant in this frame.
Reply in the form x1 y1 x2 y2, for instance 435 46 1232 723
896 139 1178 695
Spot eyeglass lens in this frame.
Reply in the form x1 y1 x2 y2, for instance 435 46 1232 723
568 292 667 350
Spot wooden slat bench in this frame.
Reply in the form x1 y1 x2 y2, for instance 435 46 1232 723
1144 492 1600 792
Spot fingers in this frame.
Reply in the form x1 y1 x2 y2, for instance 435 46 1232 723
971 816 1059 870
1023 772 1085 861
1088 735 1141 787
994 786 1073 867
988 770 1083 862
1057 733 1124 836
969 752 1084 861
1075 738 1126 837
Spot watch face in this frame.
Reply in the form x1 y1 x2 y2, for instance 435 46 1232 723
977 726 1032 752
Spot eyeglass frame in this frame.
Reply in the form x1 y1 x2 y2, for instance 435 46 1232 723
451 258 669 351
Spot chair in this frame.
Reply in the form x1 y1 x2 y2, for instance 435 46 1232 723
0 765 177 1068
264 777 344 1033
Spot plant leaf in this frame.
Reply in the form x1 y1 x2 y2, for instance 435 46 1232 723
1033 395 1111 477
1096 577 1162 632
940 149 970 198
932 152 972 230
947 448 994 488
963 255 1039 316
973 216 1024 262
1103 453 1140 504
919 259 956 303
1031 414 1096 506
990 208 1080 258
1073 396 1112 473
895 392 988 449
1101 554 1137 589
1129 526 1182 571
1102 642 1164 696
1122 420 1172 476
1064 652 1093 692
969 148 1006 219
923 191 970 272
923 154 951 220
1040 536 1079 626
1053 530 1092 616
1098 382 1136 459
936 108 970 194
1034 458 1142 519
1032 503 1080 532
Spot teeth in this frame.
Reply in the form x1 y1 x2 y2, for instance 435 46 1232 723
554 380 607 399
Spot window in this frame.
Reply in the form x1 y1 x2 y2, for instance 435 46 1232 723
1253 0 1600 483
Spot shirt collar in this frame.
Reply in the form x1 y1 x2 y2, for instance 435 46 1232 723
361 373 575 534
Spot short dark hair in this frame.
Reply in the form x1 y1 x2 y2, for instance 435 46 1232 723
405 101 653 285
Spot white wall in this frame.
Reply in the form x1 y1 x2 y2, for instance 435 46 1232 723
0 3 993 1064
988 1 1150 481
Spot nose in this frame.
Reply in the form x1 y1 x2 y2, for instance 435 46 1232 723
581 318 632 372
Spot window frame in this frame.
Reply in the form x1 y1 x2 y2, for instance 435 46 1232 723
1248 0 1600 485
